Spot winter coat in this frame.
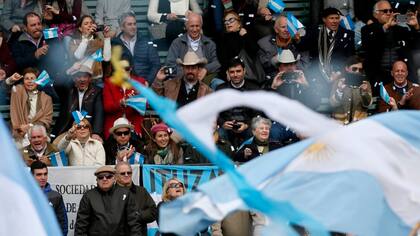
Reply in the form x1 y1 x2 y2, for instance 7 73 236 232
103 75 147 139
111 33 161 84
44 183 68 235
57 137 106 166
75 184 142 236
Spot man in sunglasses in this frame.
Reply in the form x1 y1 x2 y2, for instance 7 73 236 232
361 0 420 88
329 56 372 124
75 165 142 236
104 117 145 165
115 162 157 236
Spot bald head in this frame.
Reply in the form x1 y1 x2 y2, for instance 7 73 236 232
186 13 202 40
274 16 290 39
391 61 408 86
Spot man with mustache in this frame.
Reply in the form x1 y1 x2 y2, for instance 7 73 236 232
152 51 212 107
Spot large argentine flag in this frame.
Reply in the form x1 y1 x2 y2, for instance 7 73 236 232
157 90 420 235
0 117 62 235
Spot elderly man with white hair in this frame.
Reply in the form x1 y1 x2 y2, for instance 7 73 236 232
21 124 58 166
165 12 221 82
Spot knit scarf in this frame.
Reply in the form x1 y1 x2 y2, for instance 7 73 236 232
154 147 175 164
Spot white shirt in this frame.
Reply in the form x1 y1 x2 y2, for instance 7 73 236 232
120 34 137 56
28 91 38 120
188 35 201 52
78 90 86 111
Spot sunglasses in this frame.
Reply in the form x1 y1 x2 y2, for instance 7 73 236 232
224 18 238 25
168 183 184 189
76 124 89 130
376 9 393 14
350 67 363 73
124 67 131 72
118 171 132 176
97 174 114 180
115 130 130 136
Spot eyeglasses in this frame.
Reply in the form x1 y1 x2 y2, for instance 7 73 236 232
224 18 238 25
76 124 89 130
350 67 364 73
115 130 130 136
118 171 132 176
97 174 114 180
168 183 183 189
376 9 393 14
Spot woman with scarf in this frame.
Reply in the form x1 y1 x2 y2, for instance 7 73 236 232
145 123 183 165
10 67 53 148
235 116 282 163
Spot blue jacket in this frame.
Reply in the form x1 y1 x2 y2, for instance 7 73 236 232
111 33 161 84
44 183 68 235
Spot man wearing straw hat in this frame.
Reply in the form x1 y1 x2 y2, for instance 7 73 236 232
152 51 212 107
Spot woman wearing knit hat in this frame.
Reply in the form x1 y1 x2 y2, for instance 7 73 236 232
145 123 183 165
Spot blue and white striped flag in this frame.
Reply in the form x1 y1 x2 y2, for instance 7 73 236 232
126 95 147 115
340 14 355 31
72 110 88 124
267 0 286 13
49 151 68 167
90 49 103 62
0 115 62 235
43 27 59 39
129 152 144 165
379 82 391 105
287 13 304 38
34 70 52 87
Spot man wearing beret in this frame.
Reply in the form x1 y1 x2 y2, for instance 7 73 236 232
75 166 142 236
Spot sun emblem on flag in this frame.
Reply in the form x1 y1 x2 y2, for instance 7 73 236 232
302 142 335 162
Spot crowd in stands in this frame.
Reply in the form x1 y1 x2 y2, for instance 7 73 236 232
1 0 420 235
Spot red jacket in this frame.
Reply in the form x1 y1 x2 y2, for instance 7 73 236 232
103 75 147 139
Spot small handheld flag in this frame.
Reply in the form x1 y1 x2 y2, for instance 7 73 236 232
286 13 304 38
129 152 145 165
43 27 59 39
90 49 103 62
340 14 355 31
126 95 147 115
72 110 89 124
379 83 391 105
34 70 52 87
267 0 286 13
49 151 68 166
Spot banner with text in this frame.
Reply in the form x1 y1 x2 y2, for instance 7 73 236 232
142 164 222 235
48 165 140 236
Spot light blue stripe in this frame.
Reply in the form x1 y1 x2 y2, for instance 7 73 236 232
127 80 329 236
0 116 62 235
370 111 420 150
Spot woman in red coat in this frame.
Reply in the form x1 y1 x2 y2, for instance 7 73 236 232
103 60 147 139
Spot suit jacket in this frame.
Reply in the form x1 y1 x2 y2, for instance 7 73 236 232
299 25 355 74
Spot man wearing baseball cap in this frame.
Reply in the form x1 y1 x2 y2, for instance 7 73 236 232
75 165 141 235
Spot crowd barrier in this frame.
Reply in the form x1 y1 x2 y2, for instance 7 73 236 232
48 164 222 236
